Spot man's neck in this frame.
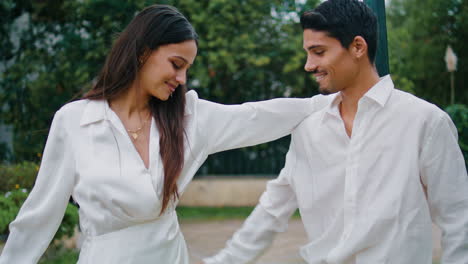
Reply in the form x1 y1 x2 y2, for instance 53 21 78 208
338 66 380 137
340 67 380 117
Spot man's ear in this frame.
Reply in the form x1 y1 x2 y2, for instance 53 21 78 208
350 36 368 60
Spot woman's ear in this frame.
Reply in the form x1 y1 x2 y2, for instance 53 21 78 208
139 48 151 65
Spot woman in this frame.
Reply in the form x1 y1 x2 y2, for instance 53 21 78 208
0 5 316 264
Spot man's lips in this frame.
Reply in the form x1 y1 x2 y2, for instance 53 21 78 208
313 72 327 82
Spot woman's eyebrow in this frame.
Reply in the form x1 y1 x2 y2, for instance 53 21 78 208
172 56 192 66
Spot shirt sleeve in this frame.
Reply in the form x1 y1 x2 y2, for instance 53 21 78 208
191 91 314 155
420 111 468 264
0 108 76 264
202 137 299 264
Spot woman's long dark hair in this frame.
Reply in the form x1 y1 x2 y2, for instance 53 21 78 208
83 5 198 214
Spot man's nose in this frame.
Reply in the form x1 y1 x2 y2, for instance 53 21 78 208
304 57 317 72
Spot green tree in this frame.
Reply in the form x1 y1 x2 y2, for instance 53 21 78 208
176 0 320 174
1 0 155 161
1 0 320 173
387 0 468 107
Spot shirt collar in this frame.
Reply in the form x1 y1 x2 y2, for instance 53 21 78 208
325 93 342 118
363 74 394 107
324 74 394 118
80 94 196 127
80 99 108 126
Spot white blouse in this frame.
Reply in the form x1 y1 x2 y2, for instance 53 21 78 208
0 90 319 264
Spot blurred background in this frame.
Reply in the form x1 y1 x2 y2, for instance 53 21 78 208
0 0 466 263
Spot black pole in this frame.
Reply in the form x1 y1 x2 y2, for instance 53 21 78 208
365 0 390 76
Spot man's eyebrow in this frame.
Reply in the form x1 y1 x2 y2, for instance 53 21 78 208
173 56 192 65
306 45 325 51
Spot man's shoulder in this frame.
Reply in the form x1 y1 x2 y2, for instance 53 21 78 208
391 89 446 119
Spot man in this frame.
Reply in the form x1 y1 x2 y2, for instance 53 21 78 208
202 0 468 263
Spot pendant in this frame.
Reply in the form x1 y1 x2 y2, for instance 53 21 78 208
131 132 138 140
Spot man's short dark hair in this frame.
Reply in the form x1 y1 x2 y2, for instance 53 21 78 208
300 0 378 64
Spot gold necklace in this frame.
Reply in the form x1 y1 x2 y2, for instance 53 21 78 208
127 117 150 140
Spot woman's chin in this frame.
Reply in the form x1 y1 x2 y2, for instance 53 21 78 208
152 93 170 101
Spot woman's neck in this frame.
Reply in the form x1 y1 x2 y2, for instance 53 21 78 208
109 86 151 119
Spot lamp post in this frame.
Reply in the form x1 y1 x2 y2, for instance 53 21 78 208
444 45 457 105
364 0 390 76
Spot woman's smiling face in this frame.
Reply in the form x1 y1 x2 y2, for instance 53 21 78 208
137 40 198 101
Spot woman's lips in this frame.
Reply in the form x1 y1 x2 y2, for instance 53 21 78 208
166 82 177 92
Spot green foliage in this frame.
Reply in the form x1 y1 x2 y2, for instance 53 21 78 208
56 203 79 241
1 0 155 162
0 0 321 174
0 142 12 162
387 0 468 107
39 249 79 264
0 188 79 242
177 206 256 220
445 104 468 166
176 206 300 220
0 189 30 235
0 161 79 255
0 161 38 193
0 191 22 235
177 0 320 103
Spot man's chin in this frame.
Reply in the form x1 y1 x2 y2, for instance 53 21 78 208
318 87 333 95
318 85 340 95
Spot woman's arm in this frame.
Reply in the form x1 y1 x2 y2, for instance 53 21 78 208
0 108 76 264
189 90 318 155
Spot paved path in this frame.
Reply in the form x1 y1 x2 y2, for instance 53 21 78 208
181 219 442 264
182 219 307 264
0 220 442 263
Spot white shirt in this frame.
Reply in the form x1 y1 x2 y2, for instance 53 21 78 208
0 90 318 264
204 75 468 264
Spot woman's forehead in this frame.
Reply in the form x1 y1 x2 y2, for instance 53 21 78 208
152 41 197 64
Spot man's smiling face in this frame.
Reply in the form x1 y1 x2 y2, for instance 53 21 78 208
303 29 359 95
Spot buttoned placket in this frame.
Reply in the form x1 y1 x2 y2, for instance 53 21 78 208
341 98 372 242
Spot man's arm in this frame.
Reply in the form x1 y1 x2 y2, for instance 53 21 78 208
202 136 300 264
420 111 468 263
